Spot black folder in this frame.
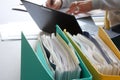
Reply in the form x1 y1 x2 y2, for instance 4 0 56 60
21 0 83 35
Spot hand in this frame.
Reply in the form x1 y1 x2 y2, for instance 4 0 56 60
46 0 62 10
67 0 92 15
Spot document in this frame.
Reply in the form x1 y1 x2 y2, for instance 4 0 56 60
94 35 120 75
64 31 120 75
36 40 55 79
38 30 81 80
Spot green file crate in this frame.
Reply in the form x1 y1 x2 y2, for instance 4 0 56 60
21 31 92 80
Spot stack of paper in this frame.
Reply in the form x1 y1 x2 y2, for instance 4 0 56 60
37 31 81 80
65 31 120 75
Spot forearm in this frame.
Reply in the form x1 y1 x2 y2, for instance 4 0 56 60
92 0 120 10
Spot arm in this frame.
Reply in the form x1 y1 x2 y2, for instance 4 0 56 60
46 0 79 10
46 0 62 9
92 0 120 10
67 0 120 15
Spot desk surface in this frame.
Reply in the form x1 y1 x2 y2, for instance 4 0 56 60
0 0 37 80
0 0 32 24
0 40 37 80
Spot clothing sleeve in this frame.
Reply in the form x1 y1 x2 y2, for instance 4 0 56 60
92 0 120 10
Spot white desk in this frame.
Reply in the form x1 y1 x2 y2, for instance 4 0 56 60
0 0 38 80
0 39 37 80
0 0 32 24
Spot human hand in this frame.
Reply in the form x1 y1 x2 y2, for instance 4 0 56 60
67 0 92 15
46 0 62 10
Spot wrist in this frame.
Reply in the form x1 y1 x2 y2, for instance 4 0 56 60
59 0 63 9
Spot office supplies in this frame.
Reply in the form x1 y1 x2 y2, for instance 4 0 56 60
69 32 120 75
20 0 119 79
21 25 92 80
40 33 81 80
82 31 112 64
54 25 92 80
21 0 83 35
94 35 120 75
21 33 54 80
103 10 120 51
103 23 120 51
64 27 120 80
98 27 120 58
36 38 55 78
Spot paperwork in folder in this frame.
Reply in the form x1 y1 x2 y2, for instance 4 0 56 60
37 25 81 80
36 38 55 79
65 31 120 75
0 21 41 40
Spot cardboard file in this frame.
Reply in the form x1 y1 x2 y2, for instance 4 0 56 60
21 33 54 80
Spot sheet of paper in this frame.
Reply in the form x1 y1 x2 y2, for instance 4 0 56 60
40 33 81 80
0 21 41 40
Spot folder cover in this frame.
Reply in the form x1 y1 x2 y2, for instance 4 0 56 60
21 33 54 80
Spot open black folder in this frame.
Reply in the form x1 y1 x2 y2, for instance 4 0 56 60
21 0 83 35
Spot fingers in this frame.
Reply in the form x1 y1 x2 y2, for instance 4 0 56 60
67 7 80 15
67 1 81 15
67 0 92 15
46 0 52 8
46 0 62 10
52 0 61 9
